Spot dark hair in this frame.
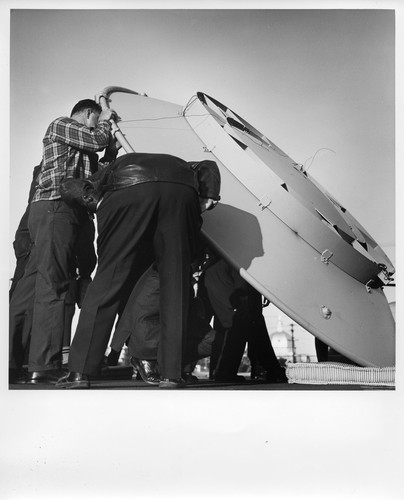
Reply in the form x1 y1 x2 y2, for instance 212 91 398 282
188 160 221 201
70 99 102 117
60 178 100 213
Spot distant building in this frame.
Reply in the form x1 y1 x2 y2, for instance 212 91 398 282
269 316 315 363
269 316 292 358
269 330 293 359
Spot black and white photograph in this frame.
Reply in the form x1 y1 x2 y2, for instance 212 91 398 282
2 1 402 499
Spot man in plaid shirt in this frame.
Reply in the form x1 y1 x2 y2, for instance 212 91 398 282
9 99 119 385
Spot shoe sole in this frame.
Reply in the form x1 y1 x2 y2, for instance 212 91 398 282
159 382 186 389
55 381 90 389
26 379 59 385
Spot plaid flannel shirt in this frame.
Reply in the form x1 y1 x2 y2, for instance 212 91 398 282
32 116 112 202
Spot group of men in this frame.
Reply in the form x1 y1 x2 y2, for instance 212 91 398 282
9 95 286 389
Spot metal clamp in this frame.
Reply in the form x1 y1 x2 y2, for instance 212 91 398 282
321 306 332 320
321 249 333 265
259 195 272 210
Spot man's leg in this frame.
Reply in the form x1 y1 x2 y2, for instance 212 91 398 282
9 252 31 300
202 260 244 379
245 288 287 382
27 201 81 372
213 313 249 380
9 208 32 299
9 249 37 371
154 184 201 381
117 265 161 360
67 187 155 376
62 279 78 367
315 338 329 362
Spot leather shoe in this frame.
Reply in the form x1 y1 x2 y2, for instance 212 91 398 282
182 372 199 383
55 371 90 389
130 357 160 385
266 367 288 383
9 368 29 384
159 378 186 389
26 369 67 385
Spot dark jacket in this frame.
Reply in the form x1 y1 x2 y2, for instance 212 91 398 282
60 152 221 211
96 153 221 201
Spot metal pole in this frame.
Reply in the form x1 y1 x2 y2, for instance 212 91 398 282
290 323 296 363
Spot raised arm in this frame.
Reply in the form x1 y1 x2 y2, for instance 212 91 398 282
45 112 114 152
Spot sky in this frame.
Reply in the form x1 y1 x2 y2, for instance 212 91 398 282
7 5 397 352
1 2 403 499
8 7 396 265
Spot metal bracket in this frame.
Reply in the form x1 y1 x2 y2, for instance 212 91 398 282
366 275 386 293
378 263 395 286
321 249 333 265
259 195 272 210
321 305 332 320
293 162 304 171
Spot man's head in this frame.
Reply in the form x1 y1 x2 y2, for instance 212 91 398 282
59 178 99 213
70 99 102 128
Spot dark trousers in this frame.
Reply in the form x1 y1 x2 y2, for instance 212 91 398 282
244 291 280 373
110 265 214 364
315 338 329 362
68 182 201 379
113 265 161 360
9 213 32 299
9 200 87 371
202 259 281 377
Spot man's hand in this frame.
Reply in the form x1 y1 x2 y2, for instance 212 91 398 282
199 198 218 213
99 108 119 122
106 134 122 153
100 134 122 164
94 92 110 105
